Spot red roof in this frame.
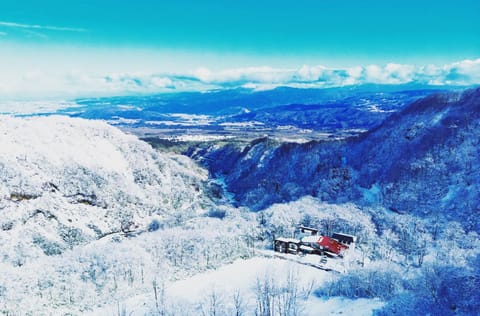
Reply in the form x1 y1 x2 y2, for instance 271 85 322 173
317 236 349 255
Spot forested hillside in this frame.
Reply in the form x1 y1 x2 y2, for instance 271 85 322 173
187 88 480 231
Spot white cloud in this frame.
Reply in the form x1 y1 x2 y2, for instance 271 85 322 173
295 65 327 82
360 63 417 84
193 67 213 82
150 76 174 89
192 66 295 85
0 21 86 32
0 59 479 99
444 58 480 85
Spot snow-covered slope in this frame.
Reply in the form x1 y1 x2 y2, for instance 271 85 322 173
91 257 383 316
0 115 260 314
0 115 212 264
189 88 480 231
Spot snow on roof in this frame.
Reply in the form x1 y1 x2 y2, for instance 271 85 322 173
298 226 318 231
301 235 321 243
275 237 300 243
332 232 356 238
332 232 357 243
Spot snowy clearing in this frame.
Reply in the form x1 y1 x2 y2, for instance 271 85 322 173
92 257 383 316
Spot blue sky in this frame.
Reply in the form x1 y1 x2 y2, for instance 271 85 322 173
0 0 479 98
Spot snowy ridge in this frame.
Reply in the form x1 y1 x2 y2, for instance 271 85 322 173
0 115 212 264
0 115 257 314
190 87 480 230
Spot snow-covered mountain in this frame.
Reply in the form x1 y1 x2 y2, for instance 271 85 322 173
186 87 480 231
0 115 263 314
0 115 215 265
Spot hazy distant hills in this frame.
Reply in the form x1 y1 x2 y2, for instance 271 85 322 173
69 84 458 115
53 85 453 135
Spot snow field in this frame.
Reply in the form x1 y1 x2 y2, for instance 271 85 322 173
93 257 384 316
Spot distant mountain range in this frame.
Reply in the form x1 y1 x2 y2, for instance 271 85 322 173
50 85 454 133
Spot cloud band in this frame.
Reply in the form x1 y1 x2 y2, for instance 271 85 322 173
0 59 479 98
